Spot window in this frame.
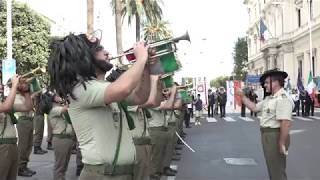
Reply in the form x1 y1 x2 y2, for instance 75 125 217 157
310 0 313 19
312 56 315 76
298 60 303 76
273 58 277 68
297 9 301 27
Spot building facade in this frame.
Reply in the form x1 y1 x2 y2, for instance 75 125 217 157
244 0 320 88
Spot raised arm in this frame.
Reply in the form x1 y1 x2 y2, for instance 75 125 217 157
0 75 20 112
236 88 259 112
159 85 177 110
104 42 149 104
139 75 161 108
126 68 151 105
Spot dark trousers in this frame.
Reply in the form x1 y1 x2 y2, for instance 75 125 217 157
241 104 246 117
207 104 214 117
301 101 305 116
250 111 257 117
310 100 315 116
220 104 226 117
188 108 193 118
294 101 300 116
305 101 311 116
184 110 191 128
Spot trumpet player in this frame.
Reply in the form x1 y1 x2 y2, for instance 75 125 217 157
14 79 36 177
48 33 151 180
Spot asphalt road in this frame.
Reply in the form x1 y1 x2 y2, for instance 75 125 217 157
18 109 320 180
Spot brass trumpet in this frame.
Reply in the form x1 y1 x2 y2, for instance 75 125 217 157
108 31 191 61
7 66 46 86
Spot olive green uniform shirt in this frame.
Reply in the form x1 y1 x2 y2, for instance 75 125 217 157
256 88 294 128
68 80 136 165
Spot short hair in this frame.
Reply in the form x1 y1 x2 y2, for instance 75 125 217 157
197 94 200 97
270 74 285 87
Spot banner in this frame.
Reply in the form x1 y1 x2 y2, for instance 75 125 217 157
2 59 16 96
233 80 242 107
226 81 235 109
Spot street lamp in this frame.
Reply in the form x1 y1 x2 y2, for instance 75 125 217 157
271 0 313 74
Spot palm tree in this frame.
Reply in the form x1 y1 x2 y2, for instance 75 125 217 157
87 0 94 34
112 0 163 41
113 0 124 64
143 20 172 41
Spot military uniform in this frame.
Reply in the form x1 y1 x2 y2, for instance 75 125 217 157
257 88 294 180
33 94 47 154
128 106 151 180
0 112 18 180
49 104 75 180
69 80 136 180
15 94 35 176
148 108 168 177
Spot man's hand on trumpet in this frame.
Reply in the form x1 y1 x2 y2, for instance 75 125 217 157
11 74 21 90
133 41 149 64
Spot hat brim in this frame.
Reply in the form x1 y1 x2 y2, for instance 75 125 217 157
259 71 288 83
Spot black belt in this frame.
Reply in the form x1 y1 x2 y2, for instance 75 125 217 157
84 163 134 175
53 134 73 139
0 138 17 144
133 137 151 145
260 127 280 133
149 126 168 131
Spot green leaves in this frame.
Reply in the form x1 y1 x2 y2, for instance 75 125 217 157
232 37 248 81
0 0 50 83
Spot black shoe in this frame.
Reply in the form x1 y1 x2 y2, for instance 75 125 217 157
150 174 161 180
163 167 177 176
26 167 36 175
186 126 191 128
34 147 48 154
175 146 183 150
47 142 53 150
176 152 182 156
18 168 33 177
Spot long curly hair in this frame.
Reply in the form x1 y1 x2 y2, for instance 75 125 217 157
48 34 97 100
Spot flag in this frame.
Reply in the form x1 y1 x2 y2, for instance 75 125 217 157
307 71 316 98
297 70 305 93
259 19 267 41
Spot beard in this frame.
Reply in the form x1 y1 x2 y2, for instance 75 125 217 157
94 59 114 73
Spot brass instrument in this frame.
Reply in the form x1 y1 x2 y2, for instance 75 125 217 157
108 31 191 61
7 66 46 86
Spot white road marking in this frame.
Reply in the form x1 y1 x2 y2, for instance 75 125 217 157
207 117 217 122
223 117 236 122
238 116 255 122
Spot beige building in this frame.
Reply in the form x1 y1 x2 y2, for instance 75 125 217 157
244 0 320 87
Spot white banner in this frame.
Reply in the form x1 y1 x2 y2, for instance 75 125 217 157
226 81 235 108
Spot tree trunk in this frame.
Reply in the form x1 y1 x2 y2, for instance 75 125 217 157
87 0 94 34
136 14 140 41
115 0 123 64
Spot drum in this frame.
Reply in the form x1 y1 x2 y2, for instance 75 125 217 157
30 78 41 93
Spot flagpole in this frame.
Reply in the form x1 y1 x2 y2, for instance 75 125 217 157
307 0 313 75
7 0 12 60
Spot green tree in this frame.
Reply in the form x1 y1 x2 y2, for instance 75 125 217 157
232 37 248 81
143 20 172 41
111 0 163 41
210 76 230 89
0 1 50 76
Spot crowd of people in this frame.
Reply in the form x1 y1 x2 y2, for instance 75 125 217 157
0 33 192 180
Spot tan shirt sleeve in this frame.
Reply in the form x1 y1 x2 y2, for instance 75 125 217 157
255 100 265 112
79 81 110 108
276 98 293 121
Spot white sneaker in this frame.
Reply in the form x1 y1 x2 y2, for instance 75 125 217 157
199 122 201 125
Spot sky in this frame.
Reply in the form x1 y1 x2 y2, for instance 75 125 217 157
17 0 249 81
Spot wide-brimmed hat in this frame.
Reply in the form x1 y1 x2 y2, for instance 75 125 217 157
259 68 288 83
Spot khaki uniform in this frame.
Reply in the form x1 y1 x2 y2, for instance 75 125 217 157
69 80 135 180
256 88 294 180
49 104 75 180
163 111 177 167
0 112 18 180
33 113 44 147
15 94 34 170
33 95 45 148
128 106 151 180
148 108 167 175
